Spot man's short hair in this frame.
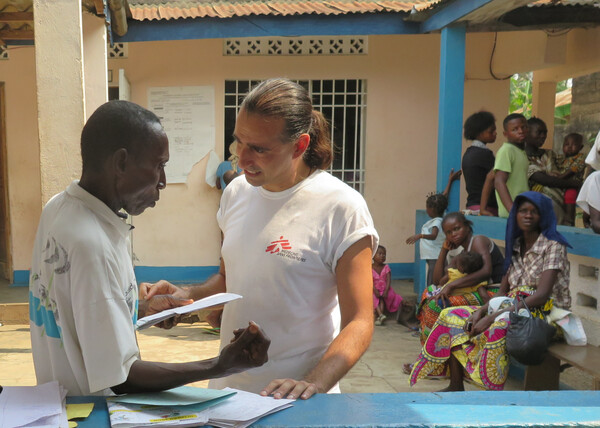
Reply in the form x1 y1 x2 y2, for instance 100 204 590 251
81 100 162 173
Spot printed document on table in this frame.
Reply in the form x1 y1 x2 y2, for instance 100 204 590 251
205 388 294 428
0 381 68 428
136 292 242 330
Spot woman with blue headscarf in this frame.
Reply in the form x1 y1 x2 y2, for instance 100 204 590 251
410 191 571 391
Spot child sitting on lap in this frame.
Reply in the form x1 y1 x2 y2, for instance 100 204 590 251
430 251 489 305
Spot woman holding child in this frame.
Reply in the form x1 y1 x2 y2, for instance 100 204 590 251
525 117 582 225
410 192 571 391
416 212 504 343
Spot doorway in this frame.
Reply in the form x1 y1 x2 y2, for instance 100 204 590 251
0 83 11 280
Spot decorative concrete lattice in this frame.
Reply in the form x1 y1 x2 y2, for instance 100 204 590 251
108 42 128 58
224 36 367 56
0 45 9 60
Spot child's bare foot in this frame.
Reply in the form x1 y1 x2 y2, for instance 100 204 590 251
402 363 413 375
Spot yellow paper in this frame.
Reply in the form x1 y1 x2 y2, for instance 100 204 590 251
68 422 78 427
66 402 94 420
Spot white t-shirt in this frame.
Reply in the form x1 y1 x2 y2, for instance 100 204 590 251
420 217 445 260
210 170 378 393
577 171 600 215
29 181 139 396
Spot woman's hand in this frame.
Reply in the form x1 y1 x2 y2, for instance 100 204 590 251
442 239 457 251
464 308 485 333
435 285 453 308
470 314 495 337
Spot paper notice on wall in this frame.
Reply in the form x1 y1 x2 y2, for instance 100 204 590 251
148 86 215 183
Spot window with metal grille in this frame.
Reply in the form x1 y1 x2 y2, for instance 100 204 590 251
224 79 366 193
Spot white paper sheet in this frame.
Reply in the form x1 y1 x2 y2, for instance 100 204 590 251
135 292 242 330
148 86 215 184
0 381 67 428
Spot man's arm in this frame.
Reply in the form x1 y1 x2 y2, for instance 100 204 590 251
260 236 374 400
111 321 270 394
494 170 513 214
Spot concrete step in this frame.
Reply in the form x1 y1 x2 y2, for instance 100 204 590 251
0 303 29 324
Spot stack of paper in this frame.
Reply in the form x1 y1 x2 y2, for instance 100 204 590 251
107 386 235 427
0 381 69 428
107 386 294 428
205 388 294 428
135 293 242 330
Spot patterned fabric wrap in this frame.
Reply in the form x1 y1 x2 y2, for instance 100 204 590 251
410 286 553 390
417 284 498 344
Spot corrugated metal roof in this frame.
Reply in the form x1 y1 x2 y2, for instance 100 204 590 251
128 0 440 21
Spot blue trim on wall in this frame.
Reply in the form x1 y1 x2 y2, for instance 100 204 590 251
116 13 420 43
420 0 494 33
388 263 414 280
11 270 29 286
436 26 465 213
134 266 219 284
468 215 600 259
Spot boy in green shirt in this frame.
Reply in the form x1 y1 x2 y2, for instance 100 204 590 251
494 113 530 217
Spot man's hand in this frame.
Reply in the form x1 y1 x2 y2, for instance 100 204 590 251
260 378 319 400
217 321 270 375
139 280 193 328
139 280 190 300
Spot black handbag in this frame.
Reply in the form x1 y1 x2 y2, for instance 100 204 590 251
506 295 556 366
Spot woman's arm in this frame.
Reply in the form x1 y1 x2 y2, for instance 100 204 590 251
480 170 496 216
432 244 450 286
530 172 581 189
440 236 493 291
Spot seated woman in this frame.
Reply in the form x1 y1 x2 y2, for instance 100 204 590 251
417 212 504 343
410 192 571 391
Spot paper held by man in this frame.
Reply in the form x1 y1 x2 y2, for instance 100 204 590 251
135 293 242 330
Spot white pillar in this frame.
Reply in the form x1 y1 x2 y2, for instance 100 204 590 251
83 12 108 120
34 0 86 204
531 76 557 150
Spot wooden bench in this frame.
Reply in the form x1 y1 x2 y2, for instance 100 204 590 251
524 342 600 390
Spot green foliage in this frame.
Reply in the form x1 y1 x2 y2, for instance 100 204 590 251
509 73 571 125
509 73 532 116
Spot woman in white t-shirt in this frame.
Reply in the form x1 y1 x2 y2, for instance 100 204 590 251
142 78 378 400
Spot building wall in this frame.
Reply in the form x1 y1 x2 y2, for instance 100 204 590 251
4 27 600 281
0 46 41 276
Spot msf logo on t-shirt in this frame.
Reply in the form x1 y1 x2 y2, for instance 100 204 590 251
265 236 292 254
265 236 306 262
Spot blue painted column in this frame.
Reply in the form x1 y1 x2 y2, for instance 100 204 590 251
436 25 466 212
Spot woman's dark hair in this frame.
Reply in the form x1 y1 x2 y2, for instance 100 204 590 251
442 212 473 232
426 193 448 217
377 245 386 252
463 111 495 140
241 78 333 169
455 251 484 274
81 100 162 173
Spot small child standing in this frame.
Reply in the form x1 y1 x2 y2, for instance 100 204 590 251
372 245 403 326
406 193 448 286
555 133 586 226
